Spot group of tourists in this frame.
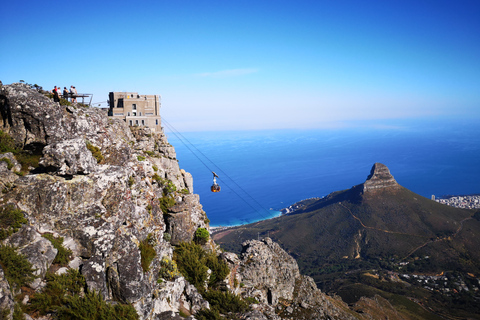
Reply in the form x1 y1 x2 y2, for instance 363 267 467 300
51 85 77 103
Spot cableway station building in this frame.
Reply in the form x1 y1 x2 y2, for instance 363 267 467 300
108 92 162 132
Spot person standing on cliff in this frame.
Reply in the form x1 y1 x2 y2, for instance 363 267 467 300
51 86 60 103
62 87 69 101
70 86 77 103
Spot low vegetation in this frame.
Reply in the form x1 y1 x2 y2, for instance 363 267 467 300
152 174 177 194
42 233 73 265
85 141 103 163
0 245 36 289
173 241 248 318
173 242 229 291
0 205 28 241
0 130 41 174
159 195 176 214
158 256 180 282
194 227 210 245
28 269 138 319
139 233 156 272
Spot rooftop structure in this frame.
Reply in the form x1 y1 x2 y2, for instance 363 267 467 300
108 92 161 132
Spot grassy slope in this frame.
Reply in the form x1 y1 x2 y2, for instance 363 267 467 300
213 183 479 319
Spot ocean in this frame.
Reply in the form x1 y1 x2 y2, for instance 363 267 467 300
166 119 480 227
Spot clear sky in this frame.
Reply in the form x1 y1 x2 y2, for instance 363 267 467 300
1 0 479 131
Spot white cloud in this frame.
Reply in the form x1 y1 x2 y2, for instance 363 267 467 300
195 68 258 78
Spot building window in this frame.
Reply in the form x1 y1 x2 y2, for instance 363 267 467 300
156 119 159 125
136 120 139 125
129 120 133 126
139 112 142 116
142 120 145 126
127 112 130 116
132 104 137 110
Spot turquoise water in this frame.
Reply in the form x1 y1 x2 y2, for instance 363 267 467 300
166 119 480 227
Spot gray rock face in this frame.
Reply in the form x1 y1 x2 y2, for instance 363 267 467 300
363 162 399 192
0 83 209 319
0 267 14 320
228 238 358 319
39 138 98 175
0 83 360 319
238 238 300 305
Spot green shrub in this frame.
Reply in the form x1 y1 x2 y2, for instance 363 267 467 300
0 131 41 174
0 245 36 289
179 188 189 194
128 176 135 187
86 142 103 163
28 269 85 315
173 242 229 292
0 157 14 170
0 307 10 319
152 175 177 195
139 234 156 272
0 130 18 153
56 291 139 320
137 155 145 161
152 165 158 172
159 195 176 214
205 254 229 288
163 180 176 194
195 228 210 245
144 150 155 157
42 233 73 265
158 256 180 281
163 232 171 242
195 308 223 320
174 242 209 291
0 205 27 241
59 98 71 106
14 152 41 173
13 303 25 320
28 267 138 319
203 289 249 314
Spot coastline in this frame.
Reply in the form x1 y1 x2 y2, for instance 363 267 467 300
210 211 283 233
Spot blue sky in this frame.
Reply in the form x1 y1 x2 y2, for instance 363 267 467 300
1 0 479 131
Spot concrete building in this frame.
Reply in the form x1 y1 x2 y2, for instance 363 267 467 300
108 92 161 132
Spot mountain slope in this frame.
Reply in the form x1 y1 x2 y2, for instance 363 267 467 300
213 163 480 318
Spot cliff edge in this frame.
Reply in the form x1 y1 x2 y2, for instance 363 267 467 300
0 82 359 319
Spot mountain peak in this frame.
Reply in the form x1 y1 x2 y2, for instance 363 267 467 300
363 162 399 192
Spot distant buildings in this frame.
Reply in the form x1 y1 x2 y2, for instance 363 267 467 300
435 195 480 209
108 92 161 132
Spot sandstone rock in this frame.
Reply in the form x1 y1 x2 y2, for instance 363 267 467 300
363 162 399 192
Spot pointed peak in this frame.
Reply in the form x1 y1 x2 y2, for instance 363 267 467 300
363 163 399 192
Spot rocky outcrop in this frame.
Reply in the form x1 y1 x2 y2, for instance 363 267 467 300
221 238 358 320
0 83 364 319
0 83 209 319
362 162 399 192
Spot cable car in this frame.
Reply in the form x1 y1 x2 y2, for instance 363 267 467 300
211 172 221 192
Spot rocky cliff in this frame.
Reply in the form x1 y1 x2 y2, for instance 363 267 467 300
362 162 399 192
0 82 359 319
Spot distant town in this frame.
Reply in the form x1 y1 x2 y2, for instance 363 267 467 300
434 195 480 209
